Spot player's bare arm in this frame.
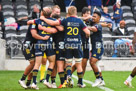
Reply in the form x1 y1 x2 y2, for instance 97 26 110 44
27 20 35 25
38 24 58 33
83 27 90 38
31 29 49 40
88 26 98 32
99 23 112 28
131 32 136 55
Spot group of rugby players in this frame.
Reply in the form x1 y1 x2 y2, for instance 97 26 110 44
18 5 112 90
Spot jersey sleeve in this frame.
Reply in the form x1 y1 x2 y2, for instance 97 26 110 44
60 18 66 26
94 24 102 32
80 19 87 30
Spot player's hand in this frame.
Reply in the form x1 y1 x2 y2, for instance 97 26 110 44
88 5 91 9
107 23 112 28
42 36 50 40
130 48 135 55
38 24 43 30
40 16 45 21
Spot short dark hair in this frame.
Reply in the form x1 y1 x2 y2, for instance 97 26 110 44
93 10 101 18
82 7 90 16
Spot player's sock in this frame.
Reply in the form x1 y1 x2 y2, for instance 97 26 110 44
100 76 104 80
26 80 31 86
58 72 64 84
95 72 100 79
33 69 38 84
51 76 56 83
127 75 133 82
66 66 72 76
40 64 46 80
21 74 27 81
45 68 53 82
64 69 67 80
77 72 83 85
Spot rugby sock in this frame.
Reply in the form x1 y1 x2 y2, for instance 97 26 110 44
51 76 56 83
46 68 53 82
95 72 100 79
40 64 46 80
127 75 133 82
66 66 72 76
77 72 83 85
21 74 27 81
33 69 38 84
58 72 64 84
100 76 104 80
64 69 67 80
26 80 31 86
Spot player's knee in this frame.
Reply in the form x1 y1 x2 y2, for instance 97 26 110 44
66 59 73 63
90 61 95 65
75 58 82 63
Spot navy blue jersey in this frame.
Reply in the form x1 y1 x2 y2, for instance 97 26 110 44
24 24 38 44
91 24 103 50
60 16 87 45
81 20 91 44
32 18 56 43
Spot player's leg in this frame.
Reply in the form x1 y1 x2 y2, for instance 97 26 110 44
74 49 85 88
90 57 102 87
97 62 105 86
31 56 42 90
51 63 57 88
124 67 136 88
43 54 56 88
75 58 85 88
26 72 33 89
82 58 88 75
57 60 66 88
19 59 35 89
90 48 104 87
40 53 47 82
19 47 35 89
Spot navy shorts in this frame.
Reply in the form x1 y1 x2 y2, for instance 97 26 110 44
65 48 83 59
82 43 89 59
22 46 35 61
35 43 55 57
91 48 104 60
56 49 65 61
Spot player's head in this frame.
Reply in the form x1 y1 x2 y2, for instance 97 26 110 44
52 5 61 15
92 11 101 23
82 7 91 17
103 7 108 14
41 7 52 18
33 4 40 12
120 20 125 29
116 2 121 8
68 6 77 16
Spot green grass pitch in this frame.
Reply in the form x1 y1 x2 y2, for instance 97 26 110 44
0 71 136 91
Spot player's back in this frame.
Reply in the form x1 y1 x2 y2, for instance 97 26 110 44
61 16 87 44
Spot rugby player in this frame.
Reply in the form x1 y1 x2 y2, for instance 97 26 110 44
88 11 105 87
29 7 57 89
18 23 49 89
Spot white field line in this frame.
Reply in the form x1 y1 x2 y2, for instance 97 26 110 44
72 75 114 91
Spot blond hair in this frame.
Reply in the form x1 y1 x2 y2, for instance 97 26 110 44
52 5 60 11
68 6 77 15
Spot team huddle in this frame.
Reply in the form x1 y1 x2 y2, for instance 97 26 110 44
18 5 114 90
